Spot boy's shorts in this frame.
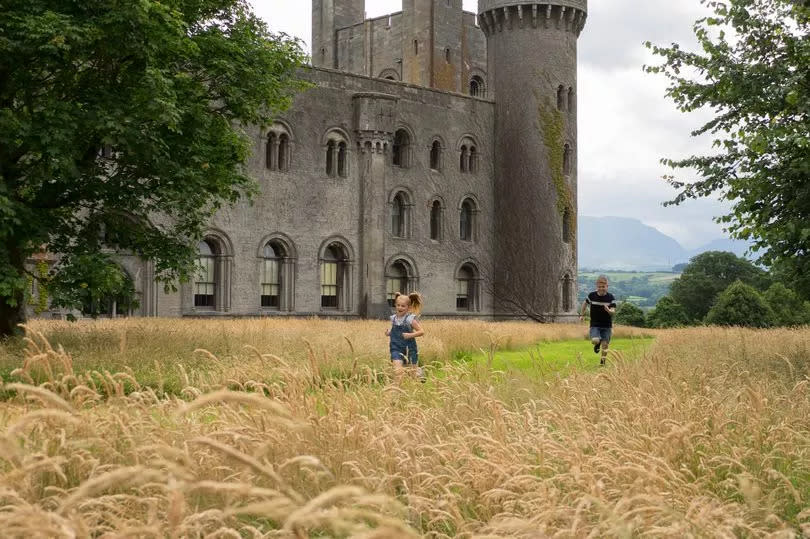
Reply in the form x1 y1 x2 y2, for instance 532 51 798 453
589 327 612 343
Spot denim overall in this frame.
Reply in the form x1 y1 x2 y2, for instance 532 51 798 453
389 313 418 365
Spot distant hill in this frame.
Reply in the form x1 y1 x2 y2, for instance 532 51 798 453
578 216 753 271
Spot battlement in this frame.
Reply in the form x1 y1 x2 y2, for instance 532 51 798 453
478 2 587 36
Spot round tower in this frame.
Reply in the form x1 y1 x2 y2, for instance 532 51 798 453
478 0 586 319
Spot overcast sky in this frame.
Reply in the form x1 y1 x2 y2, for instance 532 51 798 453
251 0 728 248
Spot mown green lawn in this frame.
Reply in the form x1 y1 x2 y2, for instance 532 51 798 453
449 337 655 375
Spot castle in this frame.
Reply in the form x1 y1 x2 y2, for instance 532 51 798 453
44 0 587 320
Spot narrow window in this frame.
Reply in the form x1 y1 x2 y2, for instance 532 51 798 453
470 78 480 97
392 129 409 168
459 145 468 172
261 243 281 308
194 240 216 308
557 85 566 111
430 201 442 240
392 193 405 237
563 144 571 175
266 133 276 169
445 48 451 63
469 146 477 173
278 134 289 172
562 209 571 243
321 246 340 308
456 265 474 311
430 140 441 170
326 140 335 176
386 262 409 306
414 40 419 55
337 141 347 177
460 199 474 241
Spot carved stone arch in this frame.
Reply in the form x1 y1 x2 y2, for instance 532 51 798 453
188 228 234 313
322 127 352 146
202 228 235 257
322 128 352 178
457 193 481 211
455 133 480 152
256 232 297 260
456 134 481 173
318 236 356 312
265 120 294 172
468 69 487 97
378 68 400 81
458 194 481 242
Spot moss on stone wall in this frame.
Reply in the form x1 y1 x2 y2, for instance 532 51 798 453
536 98 572 217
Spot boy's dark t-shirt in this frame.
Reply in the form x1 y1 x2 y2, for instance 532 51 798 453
586 292 617 328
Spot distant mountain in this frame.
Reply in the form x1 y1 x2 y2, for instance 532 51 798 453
578 216 753 271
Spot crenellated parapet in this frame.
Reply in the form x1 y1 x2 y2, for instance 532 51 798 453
478 2 587 37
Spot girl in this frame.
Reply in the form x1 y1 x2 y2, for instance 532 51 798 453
385 292 426 381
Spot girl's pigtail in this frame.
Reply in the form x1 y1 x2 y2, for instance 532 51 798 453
408 292 423 315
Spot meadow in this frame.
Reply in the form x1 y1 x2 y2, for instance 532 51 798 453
0 318 808 537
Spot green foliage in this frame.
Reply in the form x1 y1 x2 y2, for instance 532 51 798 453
0 0 307 335
705 281 774 328
536 97 572 217
578 272 675 308
646 296 690 328
669 251 770 321
615 302 646 327
763 282 810 326
645 0 810 287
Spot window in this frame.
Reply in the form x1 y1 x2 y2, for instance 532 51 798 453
392 129 410 168
386 261 409 306
390 191 411 238
195 240 216 308
460 198 475 241
320 246 340 308
445 48 451 62
414 40 419 55
430 140 441 170
261 242 282 308
469 75 485 97
557 85 566 111
568 87 575 114
459 145 468 172
469 146 478 173
563 275 573 312
266 124 292 171
458 137 478 173
563 144 572 175
456 264 477 311
562 209 572 244
430 200 442 240
325 132 349 178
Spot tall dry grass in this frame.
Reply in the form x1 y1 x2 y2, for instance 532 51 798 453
0 321 808 537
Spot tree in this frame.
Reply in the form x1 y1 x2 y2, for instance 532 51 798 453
763 282 810 326
615 302 646 327
645 1 810 293
705 280 774 328
646 296 690 328
669 251 770 321
0 0 307 336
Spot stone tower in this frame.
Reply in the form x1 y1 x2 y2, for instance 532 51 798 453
478 0 587 318
312 0 365 69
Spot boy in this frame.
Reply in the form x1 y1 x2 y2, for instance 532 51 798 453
579 275 616 366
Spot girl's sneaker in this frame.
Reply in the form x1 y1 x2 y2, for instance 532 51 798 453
417 367 426 382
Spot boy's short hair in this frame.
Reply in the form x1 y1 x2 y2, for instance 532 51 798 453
596 274 609 283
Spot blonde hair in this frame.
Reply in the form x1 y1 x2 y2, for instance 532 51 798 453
393 291 423 315
596 275 609 284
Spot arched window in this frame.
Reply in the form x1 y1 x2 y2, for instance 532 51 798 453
459 145 468 172
563 144 572 175
392 129 410 168
261 242 283 308
195 240 217 308
430 200 442 240
379 68 399 81
458 136 479 173
557 85 566 111
459 198 476 241
321 245 341 309
81 266 135 317
469 75 485 97
568 87 575 114
562 208 572 244
337 141 347 178
386 260 416 306
266 124 292 172
445 48 451 63
562 274 573 312
430 140 441 170
324 130 350 178
414 40 419 55
390 191 411 238
456 264 479 311
468 146 478 173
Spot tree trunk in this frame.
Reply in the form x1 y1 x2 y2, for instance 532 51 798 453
1 247 27 338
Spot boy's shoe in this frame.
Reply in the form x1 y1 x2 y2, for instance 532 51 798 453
600 357 606 366
593 341 601 354
417 367 426 382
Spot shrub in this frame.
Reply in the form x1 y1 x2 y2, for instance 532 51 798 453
615 302 645 327
647 296 690 328
705 280 774 328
